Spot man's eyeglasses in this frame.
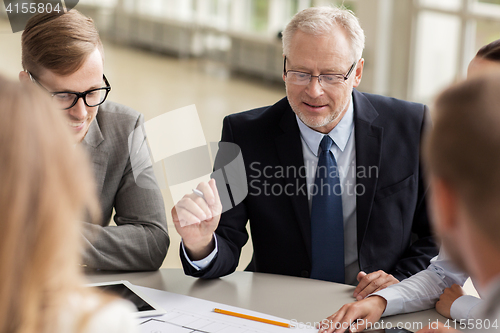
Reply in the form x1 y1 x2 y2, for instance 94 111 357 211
283 56 356 87
27 71 111 110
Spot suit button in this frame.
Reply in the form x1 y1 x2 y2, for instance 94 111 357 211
301 270 309 277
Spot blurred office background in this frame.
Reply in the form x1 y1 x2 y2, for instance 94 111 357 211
0 0 498 278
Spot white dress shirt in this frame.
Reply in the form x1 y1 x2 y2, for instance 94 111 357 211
472 276 500 332
59 293 137 333
183 96 358 284
373 249 482 320
295 96 358 285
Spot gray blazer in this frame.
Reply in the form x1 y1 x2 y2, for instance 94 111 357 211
81 101 169 271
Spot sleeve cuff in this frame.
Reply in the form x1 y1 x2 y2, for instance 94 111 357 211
450 295 482 320
370 287 404 317
181 235 218 271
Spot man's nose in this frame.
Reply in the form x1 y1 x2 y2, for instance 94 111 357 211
305 76 324 98
67 97 88 120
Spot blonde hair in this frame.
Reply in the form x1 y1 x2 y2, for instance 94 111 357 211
0 75 103 332
282 6 365 62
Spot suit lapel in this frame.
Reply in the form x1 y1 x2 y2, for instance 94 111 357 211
81 118 108 196
353 89 383 251
274 100 312 259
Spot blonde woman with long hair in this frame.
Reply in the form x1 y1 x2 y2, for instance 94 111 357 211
0 75 137 333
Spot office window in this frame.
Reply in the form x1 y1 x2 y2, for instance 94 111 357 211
419 0 462 11
476 18 500 51
251 0 269 32
479 0 500 5
412 0 500 102
137 0 162 16
413 11 461 102
79 0 118 7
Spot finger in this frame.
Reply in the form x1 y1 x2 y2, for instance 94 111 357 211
356 271 397 299
176 208 202 227
333 308 364 333
317 318 331 333
323 311 340 323
208 178 223 214
197 181 216 206
353 272 378 297
357 271 367 282
176 197 210 223
186 191 215 220
172 206 195 232
367 274 397 295
320 308 346 333
171 206 179 223
354 271 381 298
329 304 369 333
350 317 373 333
320 305 345 333
185 194 212 219
357 279 386 300
450 284 464 295
371 281 393 294
354 312 383 333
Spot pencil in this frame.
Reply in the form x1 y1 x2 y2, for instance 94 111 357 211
213 308 291 328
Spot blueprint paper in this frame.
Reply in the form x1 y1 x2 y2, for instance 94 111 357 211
134 285 317 333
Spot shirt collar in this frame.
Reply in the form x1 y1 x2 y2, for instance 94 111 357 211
296 95 354 157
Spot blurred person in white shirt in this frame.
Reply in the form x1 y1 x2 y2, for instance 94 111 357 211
0 75 137 333
320 40 500 333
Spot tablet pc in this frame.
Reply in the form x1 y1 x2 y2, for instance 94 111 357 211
86 280 165 318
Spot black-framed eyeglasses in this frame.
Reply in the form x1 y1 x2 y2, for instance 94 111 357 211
27 71 111 110
283 56 357 87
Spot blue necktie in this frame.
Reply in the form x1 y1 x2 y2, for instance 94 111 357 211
310 135 345 283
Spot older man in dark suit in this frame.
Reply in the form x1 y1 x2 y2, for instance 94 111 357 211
173 6 437 298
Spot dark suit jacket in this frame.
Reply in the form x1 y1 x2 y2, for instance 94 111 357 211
181 89 437 281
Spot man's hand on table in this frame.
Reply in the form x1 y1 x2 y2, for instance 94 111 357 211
318 296 387 333
353 270 399 300
435 284 466 319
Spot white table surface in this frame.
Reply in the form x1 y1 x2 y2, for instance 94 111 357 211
85 268 447 331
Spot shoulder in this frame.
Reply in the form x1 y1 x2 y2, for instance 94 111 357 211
96 101 143 129
94 101 145 144
223 97 290 130
59 293 137 333
356 91 427 121
98 100 142 119
354 91 428 138
82 299 138 333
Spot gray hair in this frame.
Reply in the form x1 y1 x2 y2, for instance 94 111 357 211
282 6 365 62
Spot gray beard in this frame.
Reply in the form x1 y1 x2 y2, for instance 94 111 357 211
289 95 350 131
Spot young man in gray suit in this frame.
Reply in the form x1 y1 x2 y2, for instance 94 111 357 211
19 10 169 271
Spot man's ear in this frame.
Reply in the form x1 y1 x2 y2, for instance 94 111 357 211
352 58 364 88
282 54 286 83
19 71 31 84
431 177 459 234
